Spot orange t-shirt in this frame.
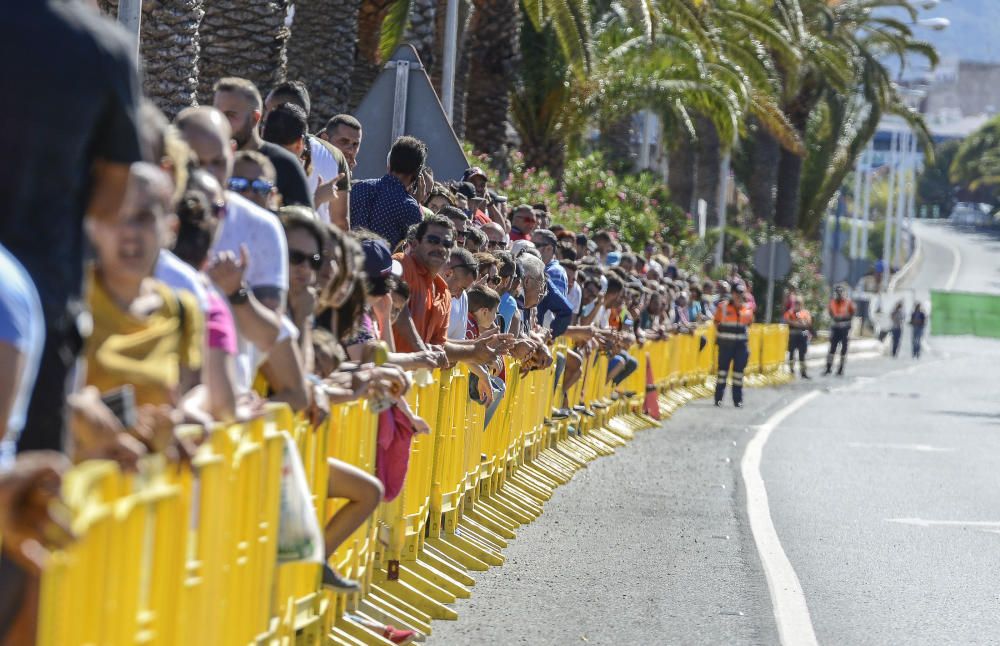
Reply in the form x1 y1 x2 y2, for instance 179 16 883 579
392 252 452 352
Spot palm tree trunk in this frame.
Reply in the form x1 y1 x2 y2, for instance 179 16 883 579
97 0 203 119
198 0 290 103
747 124 779 223
774 147 802 229
464 0 520 156
694 116 720 226
287 0 361 129
668 138 696 216
349 0 396 109
600 116 635 173
404 0 438 74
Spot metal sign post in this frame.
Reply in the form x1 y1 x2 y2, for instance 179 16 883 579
117 0 142 58
441 0 459 123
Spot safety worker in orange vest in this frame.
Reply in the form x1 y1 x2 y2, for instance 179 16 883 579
825 284 856 376
783 297 812 379
713 283 755 407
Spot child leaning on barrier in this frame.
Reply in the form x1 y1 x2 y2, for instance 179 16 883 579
465 285 507 428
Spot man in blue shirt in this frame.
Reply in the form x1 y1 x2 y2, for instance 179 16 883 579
532 229 568 297
350 136 426 249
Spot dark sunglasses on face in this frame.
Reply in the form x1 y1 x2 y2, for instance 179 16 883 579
289 249 323 270
228 176 274 196
488 274 502 286
422 234 455 249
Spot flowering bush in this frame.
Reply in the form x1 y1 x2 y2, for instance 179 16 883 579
475 150 695 250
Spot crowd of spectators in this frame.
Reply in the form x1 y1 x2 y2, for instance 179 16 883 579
0 3 764 642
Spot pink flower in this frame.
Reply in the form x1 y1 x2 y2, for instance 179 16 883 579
617 191 626 201
650 199 659 206
596 181 604 189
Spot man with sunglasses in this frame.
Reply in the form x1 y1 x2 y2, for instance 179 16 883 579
509 205 538 242
176 108 287 391
351 136 427 250
231 151 279 211
393 215 513 366
482 222 508 251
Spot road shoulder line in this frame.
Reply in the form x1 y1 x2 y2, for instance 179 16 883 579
741 390 821 646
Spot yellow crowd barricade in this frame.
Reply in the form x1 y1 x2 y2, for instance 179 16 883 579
38 327 795 645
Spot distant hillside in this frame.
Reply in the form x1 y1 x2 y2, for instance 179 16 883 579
916 1 1000 65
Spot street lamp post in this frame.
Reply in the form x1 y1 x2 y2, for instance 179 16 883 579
881 131 899 294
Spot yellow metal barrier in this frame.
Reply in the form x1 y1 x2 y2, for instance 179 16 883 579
38 331 797 645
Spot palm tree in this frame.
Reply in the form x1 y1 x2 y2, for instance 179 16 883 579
286 0 361 129
731 0 935 231
464 0 522 156
197 0 291 103
96 0 203 119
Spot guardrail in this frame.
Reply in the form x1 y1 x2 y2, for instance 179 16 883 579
37 324 791 645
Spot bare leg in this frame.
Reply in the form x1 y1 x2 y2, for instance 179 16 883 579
324 458 384 557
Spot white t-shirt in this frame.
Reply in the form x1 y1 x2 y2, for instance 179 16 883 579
211 192 289 395
234 314 300 394
211 191 288 292
155 249 210 313
567 283 582 317
306 135 341 224
447 292 468 340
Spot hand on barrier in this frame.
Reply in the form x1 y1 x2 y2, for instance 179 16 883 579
0 451 75 574
68 385 146 471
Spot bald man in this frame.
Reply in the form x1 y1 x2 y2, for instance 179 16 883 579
482 221 508 251
176 107 287 390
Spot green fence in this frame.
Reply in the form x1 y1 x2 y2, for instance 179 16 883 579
930 290 1000 338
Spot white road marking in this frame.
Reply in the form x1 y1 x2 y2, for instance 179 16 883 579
848 442 955 453
941 234 962 291
887 518 1000 529
742 391 821 646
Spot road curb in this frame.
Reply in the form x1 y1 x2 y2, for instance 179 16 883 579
888 231 923 292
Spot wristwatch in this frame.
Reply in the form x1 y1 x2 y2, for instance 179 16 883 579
228 283 249 305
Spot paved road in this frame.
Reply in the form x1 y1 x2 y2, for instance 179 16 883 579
428 222 999 645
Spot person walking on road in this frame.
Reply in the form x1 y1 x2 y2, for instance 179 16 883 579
714 283 754 408
910 302 927 358
783 297 812 378
825 284 856 376
890 301 905 358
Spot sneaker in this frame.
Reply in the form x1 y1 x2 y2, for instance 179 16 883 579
551 408 571 420
714 400 724 407
734 401 744 408
623 390 637 398
322 563 360 592
383 626 417 645
823 368 832 376
574 405 596 417
800 373 810 380
610 392 620 401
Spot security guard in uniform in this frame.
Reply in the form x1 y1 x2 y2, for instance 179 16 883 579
713 283 754 407
825 284 856 376
783 297 812 378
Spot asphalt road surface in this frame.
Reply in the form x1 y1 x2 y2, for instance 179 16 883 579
429 222 1000 645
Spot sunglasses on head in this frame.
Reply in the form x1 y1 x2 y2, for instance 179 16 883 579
289 249 323 270
422 234 454 249
228 176 274 196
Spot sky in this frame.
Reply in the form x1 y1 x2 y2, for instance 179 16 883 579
913 0 1000 65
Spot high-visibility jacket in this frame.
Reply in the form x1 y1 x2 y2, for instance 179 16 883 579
714 300 754 341
783 309 812 336
828 298 856 329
